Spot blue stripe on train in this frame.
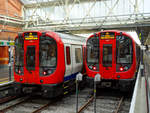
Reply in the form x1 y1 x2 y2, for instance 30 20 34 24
64 72 79 82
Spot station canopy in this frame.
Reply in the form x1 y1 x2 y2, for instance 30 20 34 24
20 0 52 5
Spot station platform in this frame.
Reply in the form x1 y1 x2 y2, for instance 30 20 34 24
128 51 150 113
129 67 147 113
0 65 13 84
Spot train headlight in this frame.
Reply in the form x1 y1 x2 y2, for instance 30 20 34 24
88 65 98 71
124 66 129 71
88 65 93 70
48 70 53 74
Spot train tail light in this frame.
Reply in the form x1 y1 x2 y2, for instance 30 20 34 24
119 67 124 71
18 70 21 74
15 67 24 75
40 68 55 76
88 65 99 71
93 66 97 70
43 71 47 75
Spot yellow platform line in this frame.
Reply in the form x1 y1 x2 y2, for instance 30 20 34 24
0 80 9 84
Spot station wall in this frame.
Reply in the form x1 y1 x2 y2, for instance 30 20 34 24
0 46 9 65
0 0 22 65
0 0 22 40
0 0 22 18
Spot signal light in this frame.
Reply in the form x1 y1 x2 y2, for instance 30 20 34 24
119 67 124 71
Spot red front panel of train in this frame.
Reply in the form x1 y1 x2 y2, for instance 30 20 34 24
24 32 40 84
14 31 66 85
86 31 136 80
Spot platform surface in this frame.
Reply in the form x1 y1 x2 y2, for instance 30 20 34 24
0 65 13 84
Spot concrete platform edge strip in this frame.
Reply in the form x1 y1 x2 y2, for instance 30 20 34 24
0 81 14 87
129 63 141 113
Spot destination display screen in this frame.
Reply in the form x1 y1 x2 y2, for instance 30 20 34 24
100 32 115 39
24 32 38 40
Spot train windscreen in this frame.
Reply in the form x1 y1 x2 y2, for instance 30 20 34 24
15 37 24 66
15 37 24 75
87 36 99 71
39 36 57 76
116 35 133 64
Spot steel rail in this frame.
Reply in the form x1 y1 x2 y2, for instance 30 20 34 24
0 96 30 113
77 96 94 113
114 96 124 113
32 101 54 113
32 98 60 113
0 96 17 104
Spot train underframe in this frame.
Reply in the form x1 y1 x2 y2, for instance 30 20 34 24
13 82 64 98
86 77 135 91
13 77 86 98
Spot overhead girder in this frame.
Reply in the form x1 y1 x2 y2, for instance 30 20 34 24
23 0 107 8
0 14 24 27
23 21 150 32
23 0 148 29
24 12 150 30
22 0 150 43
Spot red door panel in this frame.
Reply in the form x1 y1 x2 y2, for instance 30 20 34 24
100 40 116 79
24 41 39 84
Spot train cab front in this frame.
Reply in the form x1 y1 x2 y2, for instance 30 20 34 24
14 31 65 97
85 31 136 90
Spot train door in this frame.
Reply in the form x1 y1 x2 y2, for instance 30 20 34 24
100 40 116 79
64 45 72 77
71 45 83 74
24 42 39 83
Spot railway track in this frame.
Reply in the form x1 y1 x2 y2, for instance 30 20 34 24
0 95 61 113
0 96 30 113
0 96 17 104
0 88 132 113
75 87 132 113
77 96 126 113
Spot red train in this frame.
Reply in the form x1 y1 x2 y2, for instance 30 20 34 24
14 31 85 97
85 30 140 90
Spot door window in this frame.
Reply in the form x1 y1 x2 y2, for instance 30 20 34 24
26 46 35 71
102 44 112 67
